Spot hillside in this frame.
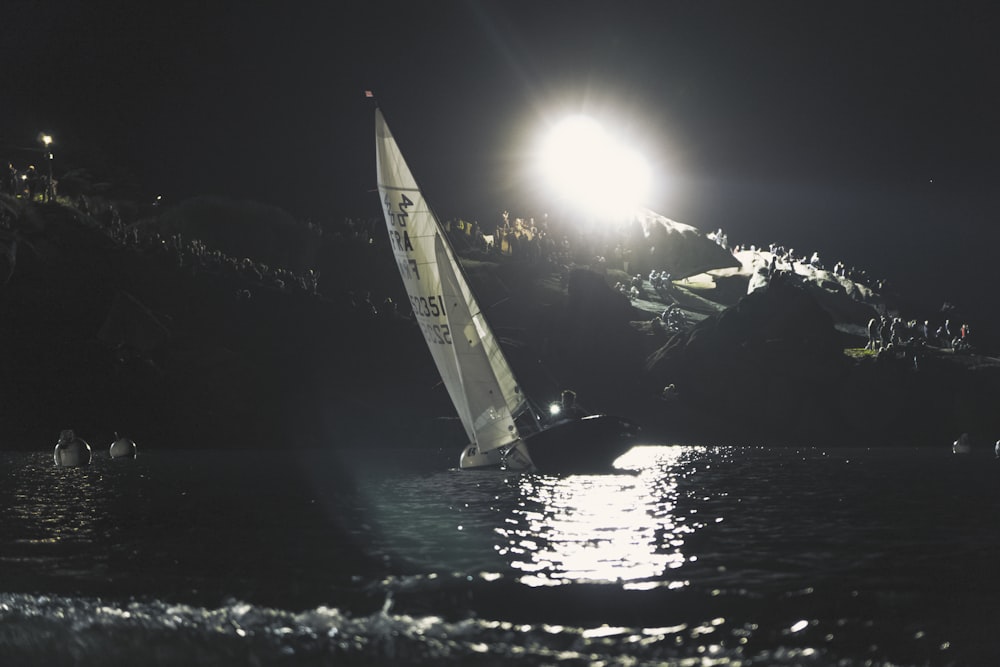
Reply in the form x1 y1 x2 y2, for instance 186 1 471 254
2 194 998 453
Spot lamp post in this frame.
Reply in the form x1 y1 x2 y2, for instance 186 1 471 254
39 133 53 202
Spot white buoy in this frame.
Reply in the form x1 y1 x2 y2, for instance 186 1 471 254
109 432 137 459
952 433 972 455
53 429 92 467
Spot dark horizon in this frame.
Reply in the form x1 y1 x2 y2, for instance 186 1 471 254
4 1 998 332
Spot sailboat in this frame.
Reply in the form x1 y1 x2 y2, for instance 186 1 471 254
375 109 640 472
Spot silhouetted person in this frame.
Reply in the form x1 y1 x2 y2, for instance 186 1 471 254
866 317 880 350
3 162 16 195
361 291 378 317
25 165 39 200
879 316 892 349
558 389 588 420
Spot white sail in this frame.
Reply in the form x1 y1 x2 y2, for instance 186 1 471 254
375 110 530 458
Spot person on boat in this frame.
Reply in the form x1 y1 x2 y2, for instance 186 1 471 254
555 389 588 421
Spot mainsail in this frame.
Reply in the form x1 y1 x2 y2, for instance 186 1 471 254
375 109 530 456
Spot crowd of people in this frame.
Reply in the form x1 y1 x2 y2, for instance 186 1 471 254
614 268 675 303
58 195 408 322
698 225 985 355
2 161 52 202
710 221 882 292
867 315 973 354
6 177 987 356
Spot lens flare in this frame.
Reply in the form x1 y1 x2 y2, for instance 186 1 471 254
538 115 651 219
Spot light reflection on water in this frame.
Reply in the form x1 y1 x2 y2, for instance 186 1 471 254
353 445 719 587
1 453 123 578
2 445 1000 664
2 445 728 593
496 446 708 587
9 461 106 543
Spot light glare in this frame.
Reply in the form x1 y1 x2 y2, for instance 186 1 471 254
539 115 651 219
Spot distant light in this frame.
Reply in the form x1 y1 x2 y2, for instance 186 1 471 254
538 115 651 219
39 133 53 146
549 402 561 416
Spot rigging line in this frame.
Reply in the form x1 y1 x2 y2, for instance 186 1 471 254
484 296 511 311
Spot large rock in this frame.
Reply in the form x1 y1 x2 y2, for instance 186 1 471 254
645 273 1000 447
645 276 848 443
634 208 741 279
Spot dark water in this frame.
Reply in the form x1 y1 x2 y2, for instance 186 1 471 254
1 444 999 666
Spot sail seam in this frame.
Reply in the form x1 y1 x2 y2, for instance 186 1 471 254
377 185 420 193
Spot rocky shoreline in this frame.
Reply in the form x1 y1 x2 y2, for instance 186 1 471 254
2 194 997 454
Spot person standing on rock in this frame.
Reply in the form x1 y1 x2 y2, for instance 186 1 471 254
3 162 16 195
879 316 892 350
25 165 40 200
867 317 880 350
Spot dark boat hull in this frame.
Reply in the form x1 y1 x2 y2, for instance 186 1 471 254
506 415 641 473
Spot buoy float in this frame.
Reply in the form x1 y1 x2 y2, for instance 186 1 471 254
109 432 137 459
53 429 92 467
952 433 972 455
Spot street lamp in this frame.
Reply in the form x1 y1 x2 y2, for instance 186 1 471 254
38 133 53 202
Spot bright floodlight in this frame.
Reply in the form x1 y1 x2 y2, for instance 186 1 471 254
539 115 650 219
39 133 53 146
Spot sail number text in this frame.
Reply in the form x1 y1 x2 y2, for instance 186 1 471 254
420 322 453 345
385 192 419 279
409 294 446 318
384 191 452 345
384 192 412 228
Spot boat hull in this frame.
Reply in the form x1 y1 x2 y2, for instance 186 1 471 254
505 415 641 473
459 443 505 469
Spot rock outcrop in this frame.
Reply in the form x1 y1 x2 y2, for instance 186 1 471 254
645 276 1000 447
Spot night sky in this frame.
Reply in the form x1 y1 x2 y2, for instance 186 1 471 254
3 1 999 332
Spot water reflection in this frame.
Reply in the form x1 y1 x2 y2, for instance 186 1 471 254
495 446 709 588
0 453 122 576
